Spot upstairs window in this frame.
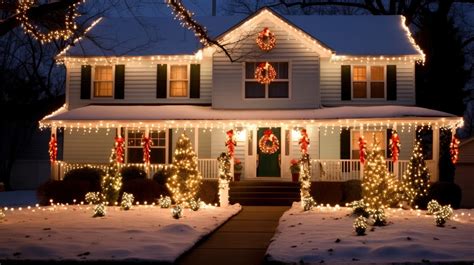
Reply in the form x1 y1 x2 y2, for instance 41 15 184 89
245 62 289 99
169 65 188 97
93 66 113 97
352 66 385 99
127 130 167 164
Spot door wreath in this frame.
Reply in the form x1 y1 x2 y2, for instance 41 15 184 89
259 129 280 154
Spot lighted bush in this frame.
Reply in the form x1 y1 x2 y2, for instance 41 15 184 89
63 167 104 191
426 182 462 209
121 179 162 204
153 167 173 186
197 180 218 205
342 179 362 203
37 180 91 205
120 166 147 181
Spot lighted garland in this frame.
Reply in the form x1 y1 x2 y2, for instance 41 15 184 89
254 62 276 85
217 152 232 182
450 134 460 164
390 130 401 162
259 129 280 154
256 27 276 51
114 136 125 164
299 153 313 207
225 130 236 157
358 136 367 164
299 129 310 154
16 0 80 43
166 0 210 46
141 136 153 164
49 133 58 163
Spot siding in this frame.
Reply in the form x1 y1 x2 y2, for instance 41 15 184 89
319 128 340 159
398 130 415 160
459 138 474 164
212 18 320 109
170 129 197 156
67 57 212 109
63 129 113 163
320 58 416 106
210 130 226 159
198 129 212 158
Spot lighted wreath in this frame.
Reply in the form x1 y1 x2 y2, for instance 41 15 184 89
256 27 276 51
259 129 280 154
254 62 276 85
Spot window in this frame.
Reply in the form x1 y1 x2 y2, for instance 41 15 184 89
245 62 289 99
352 131 385 159
169 65 188 97
352 66 385 99
93 66 113 97
127 130 167 164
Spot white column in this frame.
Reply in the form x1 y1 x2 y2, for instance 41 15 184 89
194 127 199 157
432 127 440 182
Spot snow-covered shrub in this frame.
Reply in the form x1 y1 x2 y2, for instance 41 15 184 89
435 205 453 227
85 192 102 204
189 198 201 211
159 195 171 208
353 216 368 236
121 192 134 210
370 208 387 226
172 205 182 219
93 203 106 217
427 200 441 215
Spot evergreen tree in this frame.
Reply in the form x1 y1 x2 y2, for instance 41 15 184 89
362 135 398 210
166 134 202 205
101 148 122 205
400 140 430 206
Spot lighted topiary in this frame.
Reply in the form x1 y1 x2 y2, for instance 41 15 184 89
159 195 171 208
93 203 106 217
353 216 368 236
435 205 453 227
189 198 201 211
370 208 387 226
427 200 441 215
303 197 316 211
172 205 183 219
121 192 134 210
101 148 123 205
166 134 202 206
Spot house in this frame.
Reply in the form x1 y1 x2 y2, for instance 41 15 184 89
40 8 461 183
455 137 474 207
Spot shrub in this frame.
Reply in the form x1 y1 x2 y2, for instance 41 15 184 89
197 180 218 204
120 166 147 181
37 180 91 205
63 167 104 191
425 182 462 209
342 179 362 203
121 179 162 204
153 167 173 186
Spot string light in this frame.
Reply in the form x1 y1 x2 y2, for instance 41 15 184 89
256 27 276 51
353 216 368 236
120 192 134 210
48 133 58 163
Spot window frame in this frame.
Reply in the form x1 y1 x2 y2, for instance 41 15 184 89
168 64 190 99
91 65 115 99
242 61 292 100
125 129 169 164
350 65 386 100
350 130 387 159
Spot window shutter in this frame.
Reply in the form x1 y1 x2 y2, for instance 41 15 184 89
80 65 91 99
114 65 125 99
340 128 351 159
156 64 167 98
386 128 393 159
341 65 351 100
190 64 200 98
387 65 397 101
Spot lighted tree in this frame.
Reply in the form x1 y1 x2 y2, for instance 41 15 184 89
362 135 398 210
400 140 430 207
101 148 122 205
166 134 202 205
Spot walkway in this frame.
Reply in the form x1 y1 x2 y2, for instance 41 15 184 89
176 206 289 265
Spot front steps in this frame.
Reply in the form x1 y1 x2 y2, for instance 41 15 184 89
229 180 300 206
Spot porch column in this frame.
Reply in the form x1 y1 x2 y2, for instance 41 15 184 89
144 127 151 178
50 126 58 180
194 127 199 157
432 127 440 182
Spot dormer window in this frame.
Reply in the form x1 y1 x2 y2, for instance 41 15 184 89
244 62 289 99
93 66 113 97
352 65 385 99
169 65 189 97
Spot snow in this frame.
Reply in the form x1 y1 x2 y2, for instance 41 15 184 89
65 8 419 57
0 203 241 262
42 105 455 124
0 191 37 207
266 203 474 264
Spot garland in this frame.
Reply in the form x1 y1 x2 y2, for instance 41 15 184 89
114 136 125 164
450 134 460 164
254 62 276 85
141 136 153 164
390 130 401 162
225 129 237 157
49 133 57 163
16 0 80 43
298 129 310 154
256 27 276 51
259 129 280 154
358 136 367 164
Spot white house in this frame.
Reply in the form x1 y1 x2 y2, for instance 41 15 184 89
40 8 461 182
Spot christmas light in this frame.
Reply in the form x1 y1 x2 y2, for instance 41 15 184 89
172 205 183 219
303 196 316 211
427 200 441 215
435 205 453 227
93 203 106 217
258 129 280 154
141 135 153 165
189 198 201 211
225 130 236 157
348 200 369 218
48 134 58 163
255 62 277 85
85 192 101 204
159 195 172 208
217 152 231 207
256 27 276 51
390 130 401 162
299 153 313 205
101 149 123 205
450 134 460 164
353 216 368 236
121 193 134 210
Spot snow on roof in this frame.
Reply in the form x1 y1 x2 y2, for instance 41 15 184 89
42 105 455 124
64 9 420 57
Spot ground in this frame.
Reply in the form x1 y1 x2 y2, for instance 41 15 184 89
266 203 474 264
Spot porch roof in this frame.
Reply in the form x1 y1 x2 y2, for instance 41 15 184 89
41 105 460 128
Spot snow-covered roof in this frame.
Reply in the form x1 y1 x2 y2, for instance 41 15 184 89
64 8 420 57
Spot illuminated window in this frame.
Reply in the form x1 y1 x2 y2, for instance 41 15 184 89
352 131 385 158
93 66 113 97
127 130 167 164
244 62 289 99
352 66 385 99
169 65 188 97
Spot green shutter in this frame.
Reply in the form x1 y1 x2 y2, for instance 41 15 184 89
114 65 125 99
341 65 351 100
157 64 167 98
190 64 200 98
387 65 397 100
80 65 91 99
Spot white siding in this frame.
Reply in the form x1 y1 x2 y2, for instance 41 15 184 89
66 57 212 110
212 18 320 109
198 129 212 159
320 58 416 106
319 129 340 159
399 130 415 160
63 129 113 163
210 130 226 159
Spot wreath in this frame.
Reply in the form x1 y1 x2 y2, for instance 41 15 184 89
259 129 280 154
256 27 276 51
254 62 276 85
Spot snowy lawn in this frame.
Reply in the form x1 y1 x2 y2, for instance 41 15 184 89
0 203 241 263
266 203 474 264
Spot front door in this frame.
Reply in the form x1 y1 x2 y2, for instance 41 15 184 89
257 127 281 177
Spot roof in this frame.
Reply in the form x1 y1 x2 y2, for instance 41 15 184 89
64 8 420 57
42 105 455 124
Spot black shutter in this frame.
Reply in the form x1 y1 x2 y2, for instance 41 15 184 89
190 64 200 98
80 65 91 99
341 65 351 100
386 129 393 159
157 64 167 98
387 65 397 100
340 128 351 159
168 129 173 163
114 65 125 99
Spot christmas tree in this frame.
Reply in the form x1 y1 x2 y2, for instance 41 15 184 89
362 135 398 210
166 134 202 206
400 140 430 207
101 148 122 205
